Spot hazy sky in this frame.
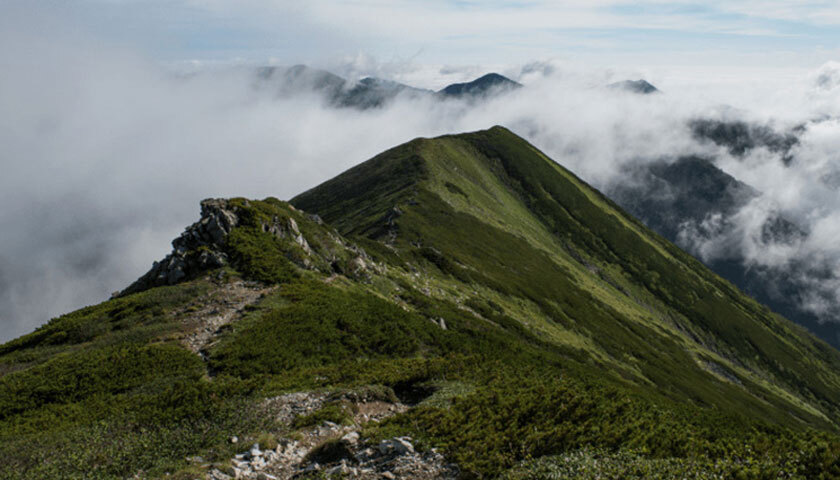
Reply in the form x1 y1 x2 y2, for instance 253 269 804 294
13 1 840 75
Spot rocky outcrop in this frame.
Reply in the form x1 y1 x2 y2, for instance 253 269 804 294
120 197 379 296
120 199 240 296
210 433 457 480
207 390 457 479
261 216 313 259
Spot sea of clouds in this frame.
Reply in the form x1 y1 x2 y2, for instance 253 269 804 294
3 8 840 341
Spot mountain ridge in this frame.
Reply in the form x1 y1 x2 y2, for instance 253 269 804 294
254 65 522 108
294 125 840 424
437 73 522 98
4 126 840 478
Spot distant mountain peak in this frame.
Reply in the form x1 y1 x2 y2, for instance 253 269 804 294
608 79 659 94
254 66 523 108
689 118 799 163
439 73 522 98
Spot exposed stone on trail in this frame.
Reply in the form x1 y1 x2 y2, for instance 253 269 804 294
210 433 456 480
175 279 276 357
121 199 241 295
208 390 457 479
261 392 328 425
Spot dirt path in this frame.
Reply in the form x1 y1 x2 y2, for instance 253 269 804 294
175 279 277 358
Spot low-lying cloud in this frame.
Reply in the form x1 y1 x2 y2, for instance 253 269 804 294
3 9 840 342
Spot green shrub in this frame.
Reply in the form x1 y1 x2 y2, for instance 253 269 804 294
292 402 354 429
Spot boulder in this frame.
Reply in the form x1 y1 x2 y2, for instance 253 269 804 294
341 431 360 445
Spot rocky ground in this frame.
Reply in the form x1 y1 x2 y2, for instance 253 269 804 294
174 278 276 358
206 391 458 480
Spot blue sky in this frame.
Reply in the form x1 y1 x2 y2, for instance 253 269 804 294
11 0 840 71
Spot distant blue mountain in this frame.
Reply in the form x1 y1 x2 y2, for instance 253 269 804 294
438 73 522 98
608 79 659 94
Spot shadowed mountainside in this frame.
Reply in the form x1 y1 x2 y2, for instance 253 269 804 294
607 79 659 94
608 154 840 349
437 73 522 98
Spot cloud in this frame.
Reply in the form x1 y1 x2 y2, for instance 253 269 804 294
17 0 840 69
811 61 840 91
5 4 840 341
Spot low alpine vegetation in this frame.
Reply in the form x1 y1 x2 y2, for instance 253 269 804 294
4 127 840 478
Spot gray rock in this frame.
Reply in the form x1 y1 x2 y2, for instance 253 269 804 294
120 198 241 295
250 456 266 470
288 217 301 235
378 437 414 456
341 431 360 445
326 464 350 476
349 256 368 274
394 437 415 454
209 469 233 480
249 443 263 458
357 447 375 461
295 233 312 256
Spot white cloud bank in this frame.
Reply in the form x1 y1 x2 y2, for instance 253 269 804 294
3 5 840 341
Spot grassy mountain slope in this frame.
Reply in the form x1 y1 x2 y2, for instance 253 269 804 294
293 126 840 426
3 127 840 478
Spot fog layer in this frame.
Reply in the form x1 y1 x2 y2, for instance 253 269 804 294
3 15 840 341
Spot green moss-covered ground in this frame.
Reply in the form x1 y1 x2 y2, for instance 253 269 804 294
4 127 840 478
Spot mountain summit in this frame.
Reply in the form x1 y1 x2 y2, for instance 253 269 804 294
608 79 659 94
4 127 840 479
438 73 522 98
255 65 519 108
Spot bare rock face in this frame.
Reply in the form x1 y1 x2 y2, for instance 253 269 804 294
268 216 313 257
119 197 379 297
120 199 240 296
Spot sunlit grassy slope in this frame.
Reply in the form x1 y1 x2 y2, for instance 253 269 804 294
4 126 840 478
293 126 840 427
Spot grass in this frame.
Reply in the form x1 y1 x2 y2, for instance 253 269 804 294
291 402 354 429
4 126 840 478
0 281 210 367
505 448 816 480
0 276 267 479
